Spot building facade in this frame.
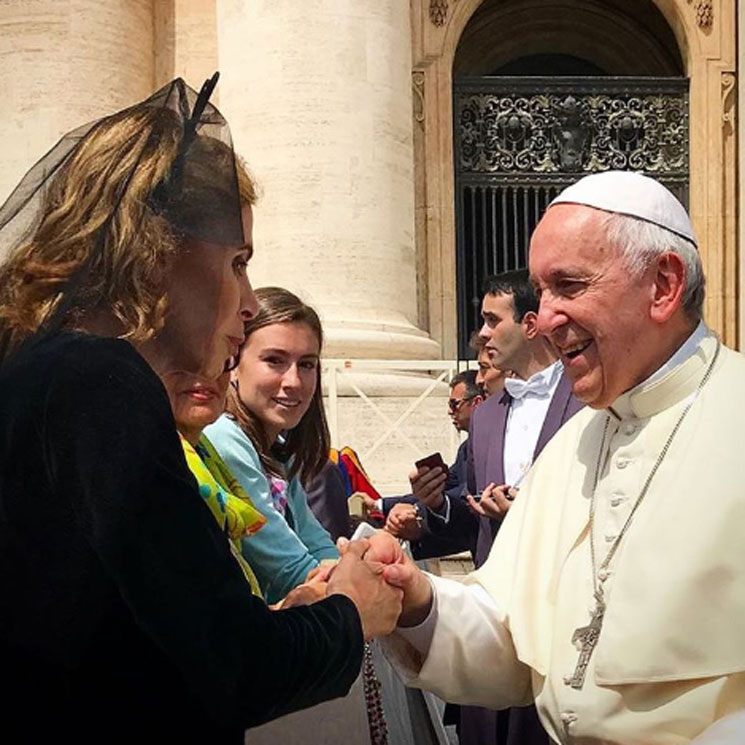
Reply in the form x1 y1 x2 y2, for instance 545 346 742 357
0 0 739 490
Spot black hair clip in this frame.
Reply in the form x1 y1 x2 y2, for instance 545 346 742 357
184 71 220 144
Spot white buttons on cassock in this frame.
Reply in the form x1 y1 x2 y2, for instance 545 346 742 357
598 568 610 582
560 711 577 725
616 458 629 469
604 534 616 543
610 496 625 507
622 422 638 436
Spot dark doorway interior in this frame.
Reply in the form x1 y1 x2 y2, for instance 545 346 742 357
492 54 606 77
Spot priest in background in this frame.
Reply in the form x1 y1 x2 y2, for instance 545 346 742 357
369 171 745 744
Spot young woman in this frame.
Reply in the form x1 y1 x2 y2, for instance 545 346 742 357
0 78 400 744
206 287 339 604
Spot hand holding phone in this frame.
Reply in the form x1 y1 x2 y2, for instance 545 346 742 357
411 452 447 511
414 452 447 474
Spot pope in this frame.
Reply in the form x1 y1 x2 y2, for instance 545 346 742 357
371 171 745 744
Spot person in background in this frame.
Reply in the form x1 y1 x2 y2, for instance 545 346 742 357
206 286 339 605
165 369 266 596
411 269 582 745
470 331 508 397
304 459 353 542
384 370 483 559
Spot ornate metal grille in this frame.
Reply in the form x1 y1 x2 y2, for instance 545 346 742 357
454 76 689 356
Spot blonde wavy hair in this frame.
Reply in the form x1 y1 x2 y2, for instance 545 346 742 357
0 105 256 362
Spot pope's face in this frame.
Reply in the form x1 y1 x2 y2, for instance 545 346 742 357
529 204 657 409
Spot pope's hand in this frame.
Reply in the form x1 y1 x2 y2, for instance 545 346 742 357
363 531 433 628
467 483 516 521
327 538 403 639
409 465 447 511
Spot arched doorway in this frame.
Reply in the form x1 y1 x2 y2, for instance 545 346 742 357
410 0 736 357
452 0 687 353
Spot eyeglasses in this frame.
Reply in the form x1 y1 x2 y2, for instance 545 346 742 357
448 396 475 412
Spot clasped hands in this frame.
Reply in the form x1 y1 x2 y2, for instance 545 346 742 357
276 532 433 641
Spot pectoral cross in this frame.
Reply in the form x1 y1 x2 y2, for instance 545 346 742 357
568 591 606 690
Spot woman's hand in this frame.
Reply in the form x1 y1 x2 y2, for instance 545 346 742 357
327 539 403 639
272 579 329 610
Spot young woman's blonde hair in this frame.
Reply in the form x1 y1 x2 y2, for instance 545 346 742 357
226 287 330 488
0 105 256 362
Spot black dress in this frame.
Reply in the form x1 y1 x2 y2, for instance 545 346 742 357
0 332 363 744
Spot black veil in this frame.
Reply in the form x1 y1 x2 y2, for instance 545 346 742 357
0 73 247 372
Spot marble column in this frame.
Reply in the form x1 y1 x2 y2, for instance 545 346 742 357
739 8 745 350
0 0 155 204
154 0 219 95
217 0 439 358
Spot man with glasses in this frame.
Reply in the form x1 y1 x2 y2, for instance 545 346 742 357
447 369 485 441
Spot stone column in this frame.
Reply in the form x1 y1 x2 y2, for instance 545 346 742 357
0 0 155 204
154 0 219 95
739 9 745 350
217 0 439 359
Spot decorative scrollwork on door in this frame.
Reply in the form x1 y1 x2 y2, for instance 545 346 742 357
457 85 688 176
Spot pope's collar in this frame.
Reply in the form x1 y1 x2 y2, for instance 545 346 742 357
609 321 714 420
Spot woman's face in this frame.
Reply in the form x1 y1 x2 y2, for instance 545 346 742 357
163 370 230 445
159 205 258 380
233 321 320 442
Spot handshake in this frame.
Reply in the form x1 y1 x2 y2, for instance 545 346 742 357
279 530 433 641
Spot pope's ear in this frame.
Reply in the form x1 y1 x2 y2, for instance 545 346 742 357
522 311 540 340
650 252 686 324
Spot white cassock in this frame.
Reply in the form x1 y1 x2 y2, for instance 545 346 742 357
385 328 745 744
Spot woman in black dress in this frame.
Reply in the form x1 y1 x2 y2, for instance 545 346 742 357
0 76 401 745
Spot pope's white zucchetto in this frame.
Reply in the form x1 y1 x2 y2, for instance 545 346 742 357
549 171 697 248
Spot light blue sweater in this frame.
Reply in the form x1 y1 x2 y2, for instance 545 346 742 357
205 414 339 604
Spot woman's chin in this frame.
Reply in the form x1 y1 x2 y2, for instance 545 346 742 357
267 412 301 433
